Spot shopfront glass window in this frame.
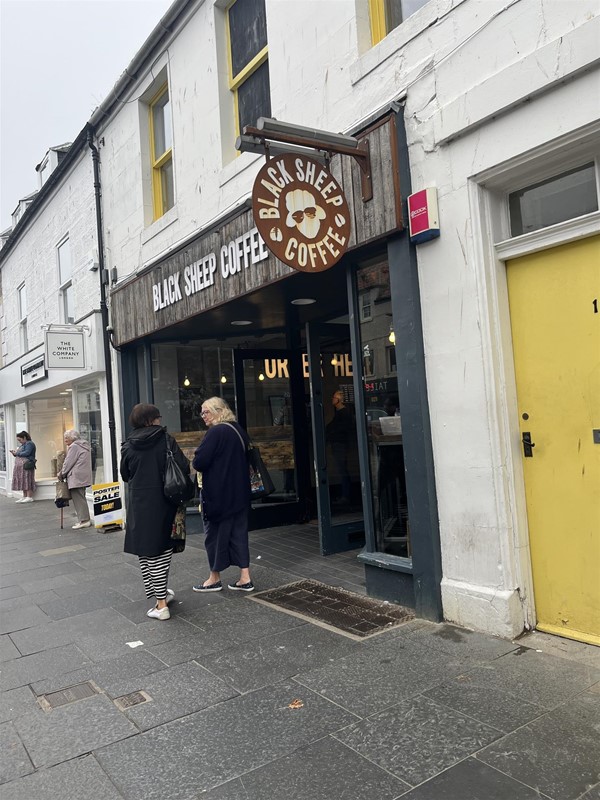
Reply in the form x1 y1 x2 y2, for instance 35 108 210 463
28 395 74 480
76 382 104 485
152 342 235 467
356 260 410 558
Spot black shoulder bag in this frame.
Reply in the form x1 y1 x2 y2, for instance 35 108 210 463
163 432 195 506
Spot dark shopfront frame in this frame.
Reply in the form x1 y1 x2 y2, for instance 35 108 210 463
113 110 442 620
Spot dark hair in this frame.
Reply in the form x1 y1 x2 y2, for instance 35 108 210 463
129 404 161 429
16 431 31 441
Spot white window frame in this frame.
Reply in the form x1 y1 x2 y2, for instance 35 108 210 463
57 238 74 324
18 283 28 352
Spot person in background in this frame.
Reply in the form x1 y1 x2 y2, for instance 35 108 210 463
192 396 253 593
383 393 400 417
10 431 36 503
58 430 93 529
120 404 191 621
325 390 354 506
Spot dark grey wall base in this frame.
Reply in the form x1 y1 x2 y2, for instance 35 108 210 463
364 564 415 609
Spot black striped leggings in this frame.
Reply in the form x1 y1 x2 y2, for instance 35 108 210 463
138 548 173 600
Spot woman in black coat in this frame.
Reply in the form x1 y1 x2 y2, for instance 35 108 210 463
192 396 253 593
120 403 191 620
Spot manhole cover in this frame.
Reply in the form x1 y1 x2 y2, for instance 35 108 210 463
253 579 414 638
114 691 151 711
39 681 98 710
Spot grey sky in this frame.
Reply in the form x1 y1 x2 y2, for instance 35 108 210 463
0 0 172 230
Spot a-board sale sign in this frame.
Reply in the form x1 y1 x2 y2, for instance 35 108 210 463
92 482 123 528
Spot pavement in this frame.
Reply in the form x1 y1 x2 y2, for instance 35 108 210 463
1 496 599 800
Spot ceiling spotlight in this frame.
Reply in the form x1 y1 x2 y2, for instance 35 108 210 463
183 375 190 387
231 320 252 326
290 298 316 305
220 375 227 384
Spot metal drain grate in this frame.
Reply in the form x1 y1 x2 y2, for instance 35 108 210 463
40 681 98 710
253 579 414 638
114 691 151 711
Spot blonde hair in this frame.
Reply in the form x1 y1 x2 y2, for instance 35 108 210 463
201 396 236 424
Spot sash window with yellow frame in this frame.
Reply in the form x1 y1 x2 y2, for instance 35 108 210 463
227 0 271 138
369 0 430 45
149 84 174 220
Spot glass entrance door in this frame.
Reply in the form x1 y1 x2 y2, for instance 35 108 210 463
233 349 303 522
306 322 365 554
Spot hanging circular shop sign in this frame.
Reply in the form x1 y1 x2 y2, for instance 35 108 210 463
252 153 351 273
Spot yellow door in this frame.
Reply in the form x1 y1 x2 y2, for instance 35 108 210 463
507 236 600 646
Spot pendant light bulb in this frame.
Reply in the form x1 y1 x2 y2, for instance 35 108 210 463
220 375 227 384
183 375 190 387
258 373 265 381
388 327 396 345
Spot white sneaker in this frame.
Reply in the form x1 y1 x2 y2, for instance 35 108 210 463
15 498 26 503
146 606 170 620
166 589 175 605
72 520 92 529
21 498 33 503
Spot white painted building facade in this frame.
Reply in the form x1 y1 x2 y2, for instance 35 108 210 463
0 135 115 503
3 0 594 640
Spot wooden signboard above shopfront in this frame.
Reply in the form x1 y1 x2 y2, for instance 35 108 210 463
110 114 402 346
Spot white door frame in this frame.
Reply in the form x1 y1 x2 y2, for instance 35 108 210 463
468 120 600 632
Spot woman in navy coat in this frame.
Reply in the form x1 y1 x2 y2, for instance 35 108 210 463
192 396 253 592
120 403 191 620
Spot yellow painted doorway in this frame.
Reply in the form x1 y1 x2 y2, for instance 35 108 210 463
507 236 600 645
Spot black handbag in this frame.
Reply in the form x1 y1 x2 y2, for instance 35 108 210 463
224 423 275 499
163 433 195 506
248 444 275 498
23 459 36 471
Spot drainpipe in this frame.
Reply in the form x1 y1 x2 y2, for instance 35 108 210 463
87 127 118 483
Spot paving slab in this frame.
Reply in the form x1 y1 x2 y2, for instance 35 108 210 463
201 735 410 800
34 587 135 620
0 634 20 662
423 673 545 733
32 649 169 698
197 623 358 693
0 604 52 635
0 685 41 723
96 681 359 800
75 616 204 663
0 586 26 601
13 693 138 769
403 622 519 661
146 605 305 666
295 633 470 717
0 644 91 691
0 754 126 800
457 647 600 709
0 561 86 589
335 694 502 787
400 756 552 799
122 661 239 731
477 700 600 800
9 607 139 656
0 721 34 783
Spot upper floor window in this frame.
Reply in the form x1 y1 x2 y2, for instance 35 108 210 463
149 84 174 220
57 238 74 323
369 0 430 45
360 291 373 322
227 0 271 137
509 163 598 237
18 283 28 352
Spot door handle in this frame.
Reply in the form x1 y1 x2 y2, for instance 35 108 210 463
522 431 535 458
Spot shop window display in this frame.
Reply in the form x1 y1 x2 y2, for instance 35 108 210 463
356 260 410 558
